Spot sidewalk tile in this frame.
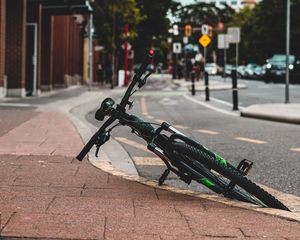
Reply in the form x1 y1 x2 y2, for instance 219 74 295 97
47 196 134 218
1 213 105 239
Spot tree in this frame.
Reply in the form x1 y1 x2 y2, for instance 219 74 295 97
227 0 300 64
93 0 142 53
133 0 175 64
170 2 235 64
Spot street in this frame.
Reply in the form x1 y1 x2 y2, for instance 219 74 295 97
1 74 300 239
85 75 300 197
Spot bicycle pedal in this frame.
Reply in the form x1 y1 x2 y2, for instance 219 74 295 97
237 159 253 176
158 169 170 186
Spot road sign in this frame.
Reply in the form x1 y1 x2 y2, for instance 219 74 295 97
218 34 229 49
198 34 211 48
227 27 240 43
183 36 188 44
173 42 182 54
201 24 209 35
121 42 132 50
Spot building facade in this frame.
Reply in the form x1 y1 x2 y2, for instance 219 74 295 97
0 0 95 98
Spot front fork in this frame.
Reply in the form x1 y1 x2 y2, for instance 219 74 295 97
147 122 192 185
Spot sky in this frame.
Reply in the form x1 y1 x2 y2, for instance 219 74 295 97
178 0 197 5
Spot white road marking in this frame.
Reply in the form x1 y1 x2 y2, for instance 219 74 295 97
290 147 300 153
184 94 240 117
196 129 220 135
173 124 189 129
235 137 267 144
210 97 245 111
140 97 148 115
0 103 34 107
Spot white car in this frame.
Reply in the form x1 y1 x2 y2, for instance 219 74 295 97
205 63 218 75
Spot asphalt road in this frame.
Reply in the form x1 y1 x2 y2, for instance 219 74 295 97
209 76 300 106
86 74 300 197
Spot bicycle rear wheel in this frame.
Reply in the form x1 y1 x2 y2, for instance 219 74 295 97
170 142 289 211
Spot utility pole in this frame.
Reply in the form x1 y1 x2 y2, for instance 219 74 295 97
285 0 290 103
88 14 93 91
111 0 116 89
124 23 129 86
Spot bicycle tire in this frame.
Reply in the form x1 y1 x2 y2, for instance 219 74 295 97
171 142 289 211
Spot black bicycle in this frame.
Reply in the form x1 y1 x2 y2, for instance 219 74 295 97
77 52 289 211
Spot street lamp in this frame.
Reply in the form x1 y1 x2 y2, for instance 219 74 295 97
285 0 291 103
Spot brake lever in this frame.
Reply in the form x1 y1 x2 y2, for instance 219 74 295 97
95 132 111 157
138 70 154 88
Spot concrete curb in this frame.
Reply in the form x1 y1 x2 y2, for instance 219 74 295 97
241 104 300 125
90 157 300 222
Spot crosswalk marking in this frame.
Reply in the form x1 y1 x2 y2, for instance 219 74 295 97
114 137 148 152
132 157 165 166
196 129 220 135
290 147 300 153
235 137 267 144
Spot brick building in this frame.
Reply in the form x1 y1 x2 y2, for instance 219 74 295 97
0 0 93 98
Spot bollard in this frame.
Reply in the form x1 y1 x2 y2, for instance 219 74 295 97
232 69 239 110
204 71 209 101
191 71 195 96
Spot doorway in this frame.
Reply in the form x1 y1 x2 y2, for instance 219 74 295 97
26 23 37 96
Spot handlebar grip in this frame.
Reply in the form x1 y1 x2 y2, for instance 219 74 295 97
76 134 97 161
137 52 154 76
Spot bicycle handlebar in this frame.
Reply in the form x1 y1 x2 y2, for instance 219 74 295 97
76 52 154 161
120 52 153 107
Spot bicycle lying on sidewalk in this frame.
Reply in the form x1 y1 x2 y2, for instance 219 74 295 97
77 52 289 211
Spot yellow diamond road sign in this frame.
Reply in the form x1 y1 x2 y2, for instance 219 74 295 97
199 34 211 48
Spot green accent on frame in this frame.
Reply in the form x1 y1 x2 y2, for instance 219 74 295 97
215 154 228 167
199 178 215 187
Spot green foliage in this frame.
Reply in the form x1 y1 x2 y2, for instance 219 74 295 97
92 0 175 64
171 2 235 63
227 0 300 64
93 0 143 53
133 0 174 63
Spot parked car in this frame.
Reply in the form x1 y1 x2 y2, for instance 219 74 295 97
253 65 266 79
237 65 246 78
205 63 218 75
224 64 234 76
244 63 258 79
264 54 300 83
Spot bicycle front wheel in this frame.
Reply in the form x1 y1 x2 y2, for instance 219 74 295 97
170 142 289 211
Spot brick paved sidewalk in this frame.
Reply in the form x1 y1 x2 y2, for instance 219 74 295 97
0 108 299 239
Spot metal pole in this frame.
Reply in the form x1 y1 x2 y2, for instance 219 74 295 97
223 47 227 81
204 71 209 101
236 42 239 76
175 53 178 79
124 23 129 86
285 0 290 104
232 69 238 110
191 71 195 96
184 51 187 80
88 14 93 91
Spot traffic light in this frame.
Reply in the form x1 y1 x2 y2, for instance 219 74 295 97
185 25 192 37
149 49 154 55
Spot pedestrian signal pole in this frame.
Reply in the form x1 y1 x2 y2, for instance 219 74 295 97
285 0 290 104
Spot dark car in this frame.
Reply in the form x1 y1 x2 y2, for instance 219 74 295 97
264 54 300 84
